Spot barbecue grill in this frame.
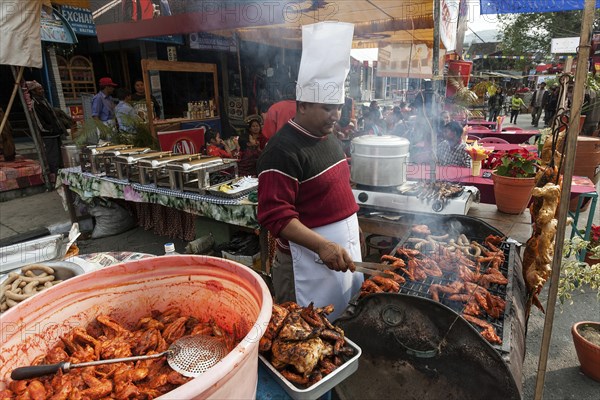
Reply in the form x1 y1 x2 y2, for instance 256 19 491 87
345 212 527 396
352 182 479 215
335 294 521 400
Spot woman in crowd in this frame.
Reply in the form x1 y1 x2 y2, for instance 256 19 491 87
246 115 267 150
437 121 471 168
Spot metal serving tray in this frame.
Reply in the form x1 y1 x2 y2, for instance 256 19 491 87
137 154 198 186
114 151 172 181
259 337 362 400
205 177 257 198
104 147 151 178
0 234 63 274
166 158 238 192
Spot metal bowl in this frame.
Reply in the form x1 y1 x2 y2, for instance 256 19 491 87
0 261 84 283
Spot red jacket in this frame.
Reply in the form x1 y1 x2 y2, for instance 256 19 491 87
262 100 296 140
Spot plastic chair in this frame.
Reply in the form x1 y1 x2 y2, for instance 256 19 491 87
503 127 523 131
479 137 509 144
467 135 481 142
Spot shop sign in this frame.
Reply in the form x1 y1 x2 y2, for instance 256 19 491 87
141 35 185 45
68 105 85 129
189 32 237 52
377 43 446 79
60 5 96 36
158 128 205 154
167 46 177 61
41 8 76 44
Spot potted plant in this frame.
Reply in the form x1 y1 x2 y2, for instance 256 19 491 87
489 148 540 214
559 235 600 382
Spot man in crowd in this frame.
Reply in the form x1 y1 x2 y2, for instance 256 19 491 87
437 121 471 168
91 77 118 135
257 22 362 320
27 81 65 180
530 82 548 127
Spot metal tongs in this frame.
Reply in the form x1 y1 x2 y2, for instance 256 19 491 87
353 261 398 277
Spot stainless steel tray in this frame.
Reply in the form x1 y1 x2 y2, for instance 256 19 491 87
0 234 63 274
205 177 257 199
259 337 362 400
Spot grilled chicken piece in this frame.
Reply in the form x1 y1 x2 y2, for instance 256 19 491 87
271 337 326 375
278 311 320 341
260 304 291 352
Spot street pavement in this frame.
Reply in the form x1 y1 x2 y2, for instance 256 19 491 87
1 111 598 398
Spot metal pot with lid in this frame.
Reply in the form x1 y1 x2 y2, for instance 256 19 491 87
350 135 410 187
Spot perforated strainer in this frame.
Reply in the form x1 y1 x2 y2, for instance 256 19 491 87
11 335 229 380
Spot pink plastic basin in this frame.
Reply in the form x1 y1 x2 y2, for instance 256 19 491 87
0 255 273 399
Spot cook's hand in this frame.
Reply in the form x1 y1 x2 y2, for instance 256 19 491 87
317 241 355 272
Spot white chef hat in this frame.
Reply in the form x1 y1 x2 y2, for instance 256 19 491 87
296 21 354 105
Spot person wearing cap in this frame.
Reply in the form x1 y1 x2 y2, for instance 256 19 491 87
27 81 65 179
257 22 363 320
91 77 118 129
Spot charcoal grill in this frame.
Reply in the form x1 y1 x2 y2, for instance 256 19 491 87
335 294 520 400
350 212 527 394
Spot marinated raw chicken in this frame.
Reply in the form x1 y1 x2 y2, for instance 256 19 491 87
2 309 237 399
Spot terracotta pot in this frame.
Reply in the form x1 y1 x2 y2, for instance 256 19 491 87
572 321 600 382
491 172 535 214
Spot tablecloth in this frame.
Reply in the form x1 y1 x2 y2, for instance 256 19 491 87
57 167 259 229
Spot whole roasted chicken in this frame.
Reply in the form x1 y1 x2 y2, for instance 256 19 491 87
260 302 354 386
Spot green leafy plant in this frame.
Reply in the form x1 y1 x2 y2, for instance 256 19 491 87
558 235 600 305
493 148 540 178
74 117 158 150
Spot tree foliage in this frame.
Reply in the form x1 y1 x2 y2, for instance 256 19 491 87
498 10 600 64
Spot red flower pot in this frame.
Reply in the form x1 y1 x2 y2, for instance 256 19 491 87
492 173 535 214
572 321 600 382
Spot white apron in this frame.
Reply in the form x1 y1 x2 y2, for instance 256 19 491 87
290 213 364 320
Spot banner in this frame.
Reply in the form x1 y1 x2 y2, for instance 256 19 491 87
440 0 460 51
92 1 288 43
0 1 49 68
480 0 600 14
446 61 473 97
377 44 445 79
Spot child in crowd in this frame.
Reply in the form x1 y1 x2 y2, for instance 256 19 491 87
237 134 261 176
204 129 233 158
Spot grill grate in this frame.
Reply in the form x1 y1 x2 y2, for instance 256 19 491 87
388 237 515 354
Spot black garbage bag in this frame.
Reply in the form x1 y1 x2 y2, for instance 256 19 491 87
215 232 260 256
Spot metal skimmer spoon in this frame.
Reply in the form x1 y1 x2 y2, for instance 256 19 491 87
11 335 229 380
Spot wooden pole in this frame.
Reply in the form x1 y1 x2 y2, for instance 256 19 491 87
235 31 245 121
11 66 52 190
430 0 441 182
533 0 596 397
0 66 24 135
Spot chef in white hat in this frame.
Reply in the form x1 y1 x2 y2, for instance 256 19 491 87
257 22 363 320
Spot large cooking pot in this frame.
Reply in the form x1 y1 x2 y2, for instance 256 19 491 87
350 135 410 187
0 256 272 399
